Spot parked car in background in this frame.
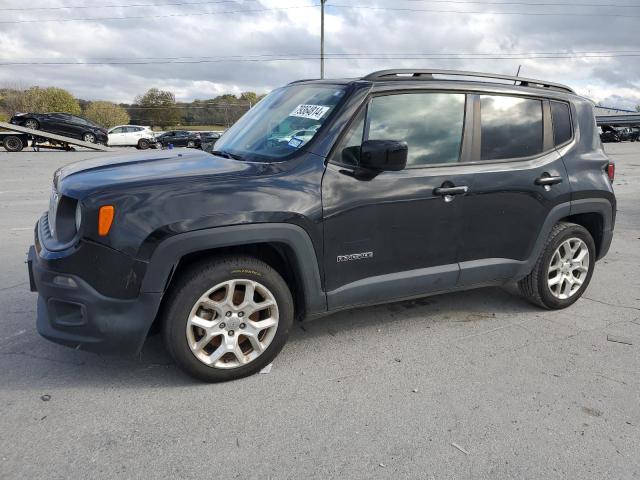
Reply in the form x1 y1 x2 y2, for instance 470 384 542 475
10 112 108 144
156 130 200 148
618 127 640 142
108 125 157 149
599 126 621 143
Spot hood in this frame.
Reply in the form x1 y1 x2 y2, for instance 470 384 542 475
55 149 269 198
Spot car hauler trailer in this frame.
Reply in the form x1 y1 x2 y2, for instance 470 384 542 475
0 121 112 152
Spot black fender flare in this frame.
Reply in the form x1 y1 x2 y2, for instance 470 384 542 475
140 223 327 315
514 198 614 278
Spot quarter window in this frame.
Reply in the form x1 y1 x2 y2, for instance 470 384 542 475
480 95 543 160
367 93 465 166
550 101 573 146
332 109 365 166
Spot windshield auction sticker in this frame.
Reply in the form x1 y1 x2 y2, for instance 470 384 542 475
289 104 330 121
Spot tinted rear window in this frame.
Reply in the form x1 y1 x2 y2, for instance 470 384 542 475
480 95 543 160
551 101 573 146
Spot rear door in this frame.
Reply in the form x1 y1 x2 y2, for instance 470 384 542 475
322 90 470 310
454 94 571 286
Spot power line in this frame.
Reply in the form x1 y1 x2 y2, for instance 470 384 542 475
4 50 640 62
406 0 640 7
2 52 639 66
5 0 638 11
326 3 640 17
0 0 256 12
0 4 319 24
2 1 639 23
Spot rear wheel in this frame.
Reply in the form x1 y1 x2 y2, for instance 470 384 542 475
519 222 595 309
162 255 294 382
3 135 24 152
24 119 39 130
82 132 96 143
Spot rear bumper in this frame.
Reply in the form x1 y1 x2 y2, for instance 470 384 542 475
28 239 162 356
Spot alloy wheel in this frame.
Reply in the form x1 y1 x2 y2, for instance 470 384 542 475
83 133 96 143
547 237 590 300
185 279 279 369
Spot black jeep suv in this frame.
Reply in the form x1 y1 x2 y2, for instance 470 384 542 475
28 69 616 382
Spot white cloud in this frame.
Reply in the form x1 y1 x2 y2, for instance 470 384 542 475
0 0 637 108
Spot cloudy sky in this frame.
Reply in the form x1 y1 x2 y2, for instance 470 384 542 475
0 0 638 109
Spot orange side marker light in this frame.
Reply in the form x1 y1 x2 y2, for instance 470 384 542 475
98 205 115 236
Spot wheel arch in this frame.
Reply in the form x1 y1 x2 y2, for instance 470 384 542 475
141 223 327 320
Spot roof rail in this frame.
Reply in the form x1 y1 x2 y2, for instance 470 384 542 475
362 69 575 94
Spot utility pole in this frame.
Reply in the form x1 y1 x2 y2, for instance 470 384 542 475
320 0 326 79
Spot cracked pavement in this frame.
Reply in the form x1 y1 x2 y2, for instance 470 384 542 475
0 144 639 479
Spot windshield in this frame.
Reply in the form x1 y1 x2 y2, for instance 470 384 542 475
213 84 348 162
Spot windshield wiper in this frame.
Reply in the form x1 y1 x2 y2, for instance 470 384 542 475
212 150 243 160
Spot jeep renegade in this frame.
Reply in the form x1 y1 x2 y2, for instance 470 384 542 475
28 69 616 382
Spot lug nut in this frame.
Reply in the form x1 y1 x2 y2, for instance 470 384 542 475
228 330 235 336
219 323 226 329
238 311 245 318
225 311 232 317
239 323 246 329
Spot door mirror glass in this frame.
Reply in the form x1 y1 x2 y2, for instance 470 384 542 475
360 140 407 171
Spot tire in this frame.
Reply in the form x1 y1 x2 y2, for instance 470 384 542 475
137 139 150 150
3 135 24 152
518 222 596 309
162 255 294 382
82 132 96 143
24 119 39 130
187 140 195 148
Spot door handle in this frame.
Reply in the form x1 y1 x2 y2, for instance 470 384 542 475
433 185 469 196
535 175 563 186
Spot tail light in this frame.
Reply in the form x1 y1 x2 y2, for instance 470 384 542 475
607 162 615 182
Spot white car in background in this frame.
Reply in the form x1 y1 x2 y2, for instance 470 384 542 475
107 125 158 149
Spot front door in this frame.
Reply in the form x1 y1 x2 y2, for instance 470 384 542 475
322 91 470 310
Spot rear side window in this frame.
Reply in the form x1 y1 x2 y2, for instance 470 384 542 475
367 93 465 166
550 101 573 146
480 95 543 160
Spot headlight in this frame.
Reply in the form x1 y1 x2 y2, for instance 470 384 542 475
75 202 82 231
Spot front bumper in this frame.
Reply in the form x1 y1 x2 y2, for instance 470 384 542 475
28 234 162 356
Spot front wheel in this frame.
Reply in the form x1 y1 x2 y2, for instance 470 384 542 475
162 255 294 382
82 132 96 143
24 119 39 130
187 140 195 148
137 139 150 150
519 222 595 309
3 135 24 152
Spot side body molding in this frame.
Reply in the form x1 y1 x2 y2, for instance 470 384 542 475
141 223 327 315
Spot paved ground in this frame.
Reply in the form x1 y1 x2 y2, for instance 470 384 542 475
0 144 639 479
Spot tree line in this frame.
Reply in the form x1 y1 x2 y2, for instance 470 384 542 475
0 86 265 129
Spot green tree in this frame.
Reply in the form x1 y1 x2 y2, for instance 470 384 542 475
83 101 130 128
133 88 181 128
21 86 81 114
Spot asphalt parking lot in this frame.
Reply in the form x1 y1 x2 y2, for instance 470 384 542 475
1 144 639 479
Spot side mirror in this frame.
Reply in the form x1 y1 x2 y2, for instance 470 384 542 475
360 140 408 171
